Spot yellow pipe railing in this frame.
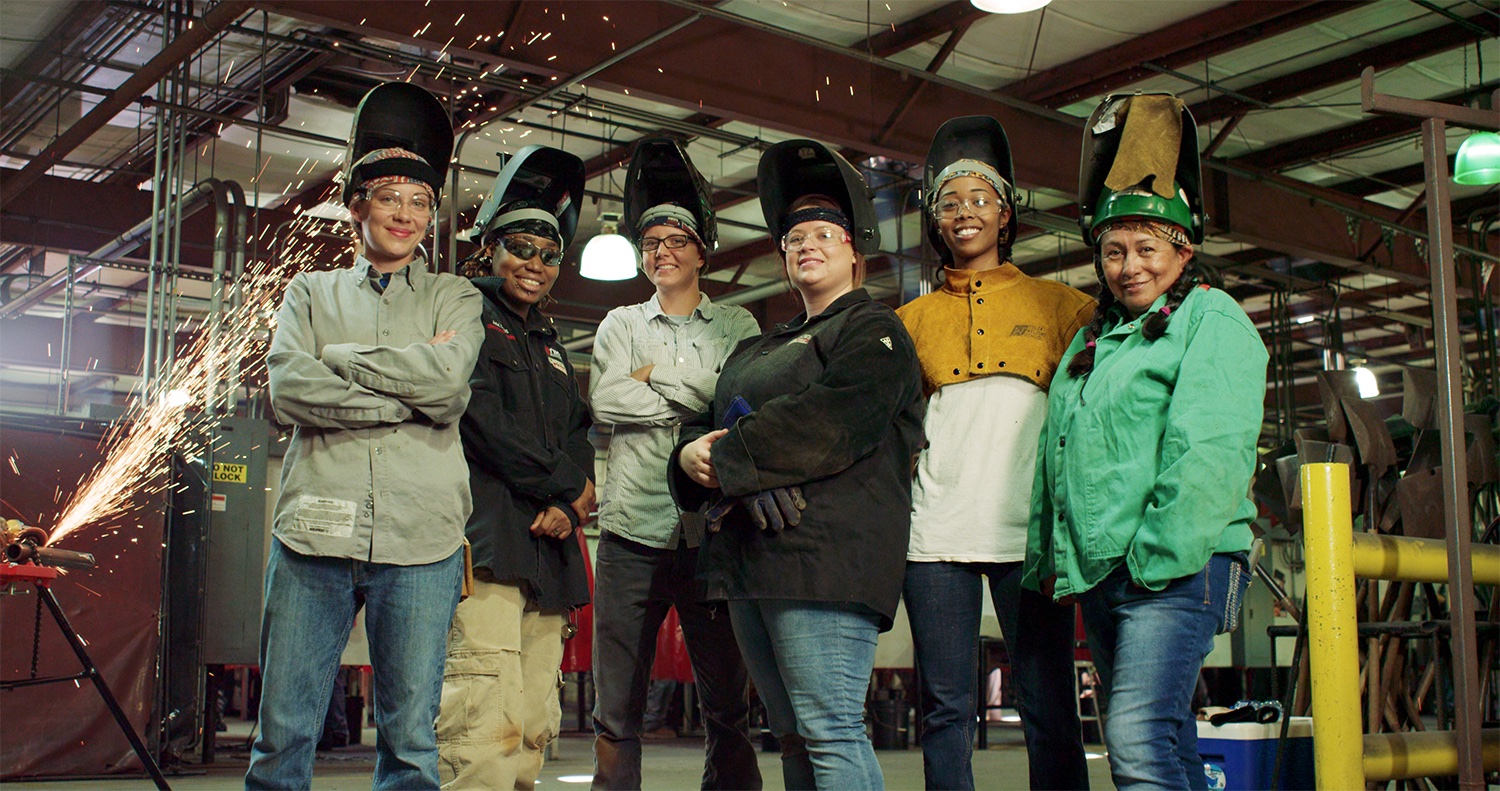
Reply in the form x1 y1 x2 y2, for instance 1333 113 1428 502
1302 462 1496 788
1363 729 1500 781
1350 533 1500 586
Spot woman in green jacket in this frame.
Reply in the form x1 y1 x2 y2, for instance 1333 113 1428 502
1024 94 1267 790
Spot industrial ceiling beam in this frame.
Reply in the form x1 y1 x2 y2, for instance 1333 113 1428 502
1190 17 1496 127
211 3 1485 288
1232 82 1498 172
0 0 254 211
999 1 1347 107
851 2 988 59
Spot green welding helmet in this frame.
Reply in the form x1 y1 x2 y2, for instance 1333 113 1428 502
1078 93 1204 245
1091 185 1195 239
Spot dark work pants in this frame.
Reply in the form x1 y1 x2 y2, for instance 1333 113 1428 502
590 532 761 790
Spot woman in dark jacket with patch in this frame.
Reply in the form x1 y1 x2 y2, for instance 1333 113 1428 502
437 146 595 791
671 140 924 791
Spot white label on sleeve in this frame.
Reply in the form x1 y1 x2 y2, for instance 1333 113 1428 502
290 496 357 537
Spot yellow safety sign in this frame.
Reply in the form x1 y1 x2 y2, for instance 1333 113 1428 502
212 462 248 484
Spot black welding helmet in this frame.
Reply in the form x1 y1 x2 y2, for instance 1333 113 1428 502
757 140 879 255
1078 93 1204 246
464 145 586 252
924 115 1017 261
623 137 718 252
341 81 453 207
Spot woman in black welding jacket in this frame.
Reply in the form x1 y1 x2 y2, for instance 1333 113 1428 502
670 140 924 791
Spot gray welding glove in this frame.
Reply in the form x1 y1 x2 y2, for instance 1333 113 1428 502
744 486 806 533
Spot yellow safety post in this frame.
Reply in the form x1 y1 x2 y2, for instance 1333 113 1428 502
1301 462 1364 789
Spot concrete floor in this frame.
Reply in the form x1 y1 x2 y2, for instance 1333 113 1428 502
10 721 1118 790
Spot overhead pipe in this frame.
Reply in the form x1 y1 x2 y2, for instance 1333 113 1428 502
0 180 218 320
0 0 253 210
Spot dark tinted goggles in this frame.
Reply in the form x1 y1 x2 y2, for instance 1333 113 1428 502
498 236 563 267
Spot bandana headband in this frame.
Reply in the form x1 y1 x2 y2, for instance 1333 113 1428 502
639 203 704 247
487 204 564 250
351 148 437 203
929 158 1011 214
1095 218 1190 248
781 207 852 239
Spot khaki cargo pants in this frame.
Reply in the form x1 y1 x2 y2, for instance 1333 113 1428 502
437 574 567 790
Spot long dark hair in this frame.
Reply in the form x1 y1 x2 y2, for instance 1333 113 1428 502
1065 249 1203 378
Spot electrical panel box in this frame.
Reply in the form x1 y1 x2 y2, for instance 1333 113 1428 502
203 417 269 665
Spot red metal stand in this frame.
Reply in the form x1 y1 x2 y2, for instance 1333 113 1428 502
1 563 171 790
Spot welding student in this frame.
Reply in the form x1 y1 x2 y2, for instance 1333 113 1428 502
1025 94 1266 790
249 82 481 790
588 138 762 791
897 116 1095 791
672 140 925 790
436 145 595 790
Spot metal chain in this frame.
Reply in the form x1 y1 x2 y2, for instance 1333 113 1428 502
30 593 42 679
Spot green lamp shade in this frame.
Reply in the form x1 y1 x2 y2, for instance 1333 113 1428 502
1454 131 1500 186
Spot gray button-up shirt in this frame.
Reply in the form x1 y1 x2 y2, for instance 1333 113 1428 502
267 256 483 565
589 292 760 548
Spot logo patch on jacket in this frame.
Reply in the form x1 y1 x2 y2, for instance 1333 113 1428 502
546 345 568 374
1009 324 1046 340
791 334 813 345
486 322 516 341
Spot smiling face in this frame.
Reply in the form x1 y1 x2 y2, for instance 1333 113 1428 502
349 183 433 271
491 232 561 315
783 220 856 302
935 176 1009 269
639 229 704 293
1098 226 1193 316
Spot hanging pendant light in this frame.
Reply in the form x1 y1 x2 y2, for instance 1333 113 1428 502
971 0 1051 13
579 213 638 281
1453 131 1500 186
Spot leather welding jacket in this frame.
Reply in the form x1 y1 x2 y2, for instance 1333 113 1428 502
460 277 593 612
670 289 926 630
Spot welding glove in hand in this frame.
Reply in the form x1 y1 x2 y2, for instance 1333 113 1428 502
744 486 805 533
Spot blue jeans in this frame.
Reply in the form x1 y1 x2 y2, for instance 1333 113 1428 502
246 540 463 790
728 600 884 791
904 561 1088 790
1079 554 1249 791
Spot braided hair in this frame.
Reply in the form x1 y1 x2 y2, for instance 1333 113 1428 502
1065 248 1203 379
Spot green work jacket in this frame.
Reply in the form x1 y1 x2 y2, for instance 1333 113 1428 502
1024 285 1268 598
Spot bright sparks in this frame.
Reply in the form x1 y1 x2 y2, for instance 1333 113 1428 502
48 214 340 546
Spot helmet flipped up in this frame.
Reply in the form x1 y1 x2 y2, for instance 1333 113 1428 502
924 115 1016 260
464 145 586 252
623 137 718 254
341 82 453 207
757 140 880 255
1078 93 1204 246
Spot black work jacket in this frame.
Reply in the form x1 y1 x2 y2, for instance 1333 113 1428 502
670 289 925 629
460 277 592 611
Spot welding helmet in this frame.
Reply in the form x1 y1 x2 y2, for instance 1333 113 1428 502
623 137 718 252
1078 93 1204 245
464 145 586 252
757 140 879 255
341 82 453 208
924 115 1016 261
